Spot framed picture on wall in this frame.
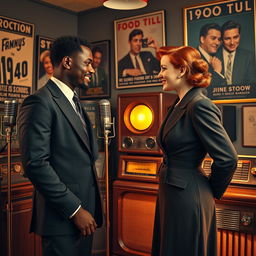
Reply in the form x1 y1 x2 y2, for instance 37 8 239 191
114 10 165 89
37 36 54 90
0 16 34 103
183 0 256 103
242 105 256 147
80 40 110 99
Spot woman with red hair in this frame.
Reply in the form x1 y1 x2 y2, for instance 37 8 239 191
151 46 237 256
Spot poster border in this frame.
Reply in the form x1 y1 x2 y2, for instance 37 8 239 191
114 10 166 89
36 35 55 91
0 15 35 102
80 40 111 99
183 0 256 103
242 104 256 147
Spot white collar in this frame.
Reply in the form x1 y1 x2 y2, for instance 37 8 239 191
51 76 75 103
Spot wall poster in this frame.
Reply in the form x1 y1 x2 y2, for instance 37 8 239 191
37 36 54 90
0 16 34 103
184 0 256 103
114 10 165 89
80 40 110 99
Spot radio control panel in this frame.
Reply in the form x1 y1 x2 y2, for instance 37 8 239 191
202 155 256 186
121 136 158 151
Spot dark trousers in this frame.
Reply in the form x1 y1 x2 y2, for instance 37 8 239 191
42 233 93 256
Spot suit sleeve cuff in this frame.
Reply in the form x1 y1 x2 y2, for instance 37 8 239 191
69 205 81 219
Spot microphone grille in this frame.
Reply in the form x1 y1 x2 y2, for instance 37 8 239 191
99 99 110 106
4 100 18 117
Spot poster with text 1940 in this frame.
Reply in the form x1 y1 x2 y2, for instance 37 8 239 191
184 0 256 103
0 16 34 103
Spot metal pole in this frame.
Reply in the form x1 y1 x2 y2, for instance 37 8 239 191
6 127 12 256
104 129 110 256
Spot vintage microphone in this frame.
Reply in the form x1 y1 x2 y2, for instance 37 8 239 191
98 99 115 256
3 100 18 256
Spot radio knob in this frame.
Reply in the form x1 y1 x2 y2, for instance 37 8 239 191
145 137 156 149
251 167 256 176
241 215 252 226
123 137 133 148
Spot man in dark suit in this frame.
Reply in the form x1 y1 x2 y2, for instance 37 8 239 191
198 23 227 87
18 36 103 256
88 47 107 88
220 20 256 85
118 28 160 77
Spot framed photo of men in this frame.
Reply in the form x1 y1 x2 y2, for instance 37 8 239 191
37 36 54 90
114 10 165 89
184 0 256 102
80 40 110 99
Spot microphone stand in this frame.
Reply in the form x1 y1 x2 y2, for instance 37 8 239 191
1 99 18 256
101 119 115 256
104 128 110 256
6 125 13 256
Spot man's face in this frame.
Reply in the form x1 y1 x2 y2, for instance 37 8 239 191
68 45 94 89
43 56 53 75
222 28 240 53
200 29 221 55
92 51 102 69
129 34 143 55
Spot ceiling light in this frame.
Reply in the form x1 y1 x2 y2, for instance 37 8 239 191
103 0 148 10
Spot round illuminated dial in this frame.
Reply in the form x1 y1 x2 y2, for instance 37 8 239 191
145 137 156 149
123 137 133 148
129 105 153 131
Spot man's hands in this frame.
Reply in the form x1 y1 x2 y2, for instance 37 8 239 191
147 37 159 51
210 56 222 74
72 207 97 236
125 68 143 76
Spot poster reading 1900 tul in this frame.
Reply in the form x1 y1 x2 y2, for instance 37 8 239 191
0 16 34 103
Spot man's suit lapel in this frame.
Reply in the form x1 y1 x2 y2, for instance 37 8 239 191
232 48 241 83
81 108 98 160
162 87 203 139
126 54 135 69
46 80 92 156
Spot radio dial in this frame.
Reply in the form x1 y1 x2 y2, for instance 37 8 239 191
145 137 156 149
250 167 256 176
241 215 252 226
123 137 133 148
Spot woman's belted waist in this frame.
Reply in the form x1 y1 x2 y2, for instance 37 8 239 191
162 157 202 169
159 158 206 187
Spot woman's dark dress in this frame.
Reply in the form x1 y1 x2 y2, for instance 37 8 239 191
151 87 237 256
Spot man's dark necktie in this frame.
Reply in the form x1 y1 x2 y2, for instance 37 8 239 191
225 53 233 85
135 56 141 70
72 92 89 138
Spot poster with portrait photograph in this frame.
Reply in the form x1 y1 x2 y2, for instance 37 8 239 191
114 10 165 89
80 40 110 99
184 0 256 102
0 16 34 103
37 36 54 90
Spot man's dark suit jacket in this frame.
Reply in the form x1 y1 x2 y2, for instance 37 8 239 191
18 80 103 236
218 47 256 85
118 51 160 77
198 48 227 87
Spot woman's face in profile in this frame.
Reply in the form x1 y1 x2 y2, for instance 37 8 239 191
158 55 181 91
43 56 54 76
